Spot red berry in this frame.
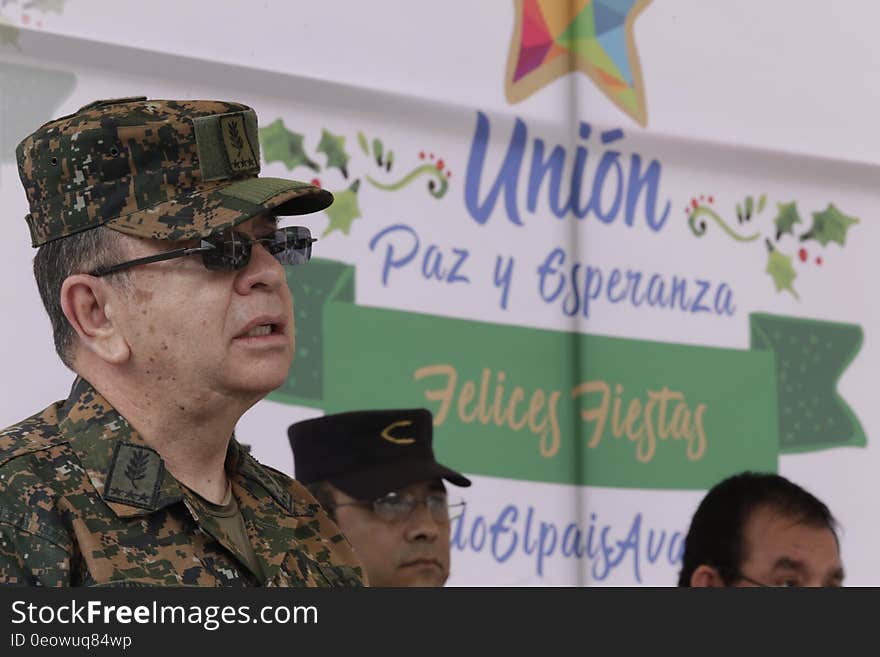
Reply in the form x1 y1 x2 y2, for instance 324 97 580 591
311 178 321 187
436 159 445 171
798 248 807 262
816 256 823 266
419 151 425 159
429 153 434 160
708 195 714 203
691 199 698 209
446 171 451 178
700 195 705 201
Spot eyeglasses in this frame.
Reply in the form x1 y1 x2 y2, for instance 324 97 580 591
331 492 466 524
733 566 843 588
735 572 808 588
736 573 786 588
88 226 316 277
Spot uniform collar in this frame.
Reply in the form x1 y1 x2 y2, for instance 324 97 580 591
55 378 357 585
60 377 185 517
59 377 310 523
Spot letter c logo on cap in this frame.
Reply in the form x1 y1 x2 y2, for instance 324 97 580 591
381 420 416 445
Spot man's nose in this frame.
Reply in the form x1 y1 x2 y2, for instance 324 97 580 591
404 500 442 542
234 241 285 293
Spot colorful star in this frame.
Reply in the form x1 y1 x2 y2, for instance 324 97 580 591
505 0 652 126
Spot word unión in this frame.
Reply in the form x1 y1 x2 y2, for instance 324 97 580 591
465 111 670 231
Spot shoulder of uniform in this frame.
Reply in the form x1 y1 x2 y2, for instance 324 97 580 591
0 404 74 552
0 401 68 469
238 454 321 515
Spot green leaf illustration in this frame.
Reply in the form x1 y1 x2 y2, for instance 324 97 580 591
766 245 800 300
372 138 384 166
259 118 319 172
323 179 362 237
773 201 801 240
757 194 766 213
357 131 369 155
745 195 753 219
800 203 859 246
316 129 350 178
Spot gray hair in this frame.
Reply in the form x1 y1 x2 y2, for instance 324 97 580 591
32 227 131 369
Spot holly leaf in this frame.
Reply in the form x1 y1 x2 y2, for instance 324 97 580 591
800 203 859 246
766 248 800 300
773 201 801 240
259 118 319 172
322 180 362 237
316 129 350 179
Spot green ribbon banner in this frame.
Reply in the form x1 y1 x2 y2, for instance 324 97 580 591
268 259 865 490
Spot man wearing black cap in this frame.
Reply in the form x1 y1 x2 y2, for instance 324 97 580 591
289 408 471 587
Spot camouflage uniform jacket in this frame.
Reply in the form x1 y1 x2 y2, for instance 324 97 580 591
0 378 366 587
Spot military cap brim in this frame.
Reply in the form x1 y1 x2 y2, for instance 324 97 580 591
327 458 471 501
103 177 332 243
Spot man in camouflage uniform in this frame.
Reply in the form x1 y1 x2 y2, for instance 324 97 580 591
0 97 365 586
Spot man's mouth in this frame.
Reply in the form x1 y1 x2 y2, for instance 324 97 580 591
234 316 287 340
242 324 275 337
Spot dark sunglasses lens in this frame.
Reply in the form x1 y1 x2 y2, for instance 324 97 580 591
266 227 313 265
201 231 252 271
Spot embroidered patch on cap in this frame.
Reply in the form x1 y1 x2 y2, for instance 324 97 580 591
104 442 165 510
219 112 258 173
380 420 416 445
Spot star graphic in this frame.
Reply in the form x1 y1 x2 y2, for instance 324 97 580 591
505 0 652 126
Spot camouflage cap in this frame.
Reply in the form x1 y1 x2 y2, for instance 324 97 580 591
16 96 332 246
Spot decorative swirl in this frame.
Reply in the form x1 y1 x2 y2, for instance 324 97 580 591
365 164 448 199
688 205 760 243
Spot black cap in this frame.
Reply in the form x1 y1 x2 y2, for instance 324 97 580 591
288 408 472 500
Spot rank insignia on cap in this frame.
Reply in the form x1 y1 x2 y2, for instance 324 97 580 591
289 408 472 499
219 112 258 173
380 420 416 445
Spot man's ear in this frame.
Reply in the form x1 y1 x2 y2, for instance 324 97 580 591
60 274 131 365
690 564 726 587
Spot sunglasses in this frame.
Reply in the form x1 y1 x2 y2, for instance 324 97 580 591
88 226 316 277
